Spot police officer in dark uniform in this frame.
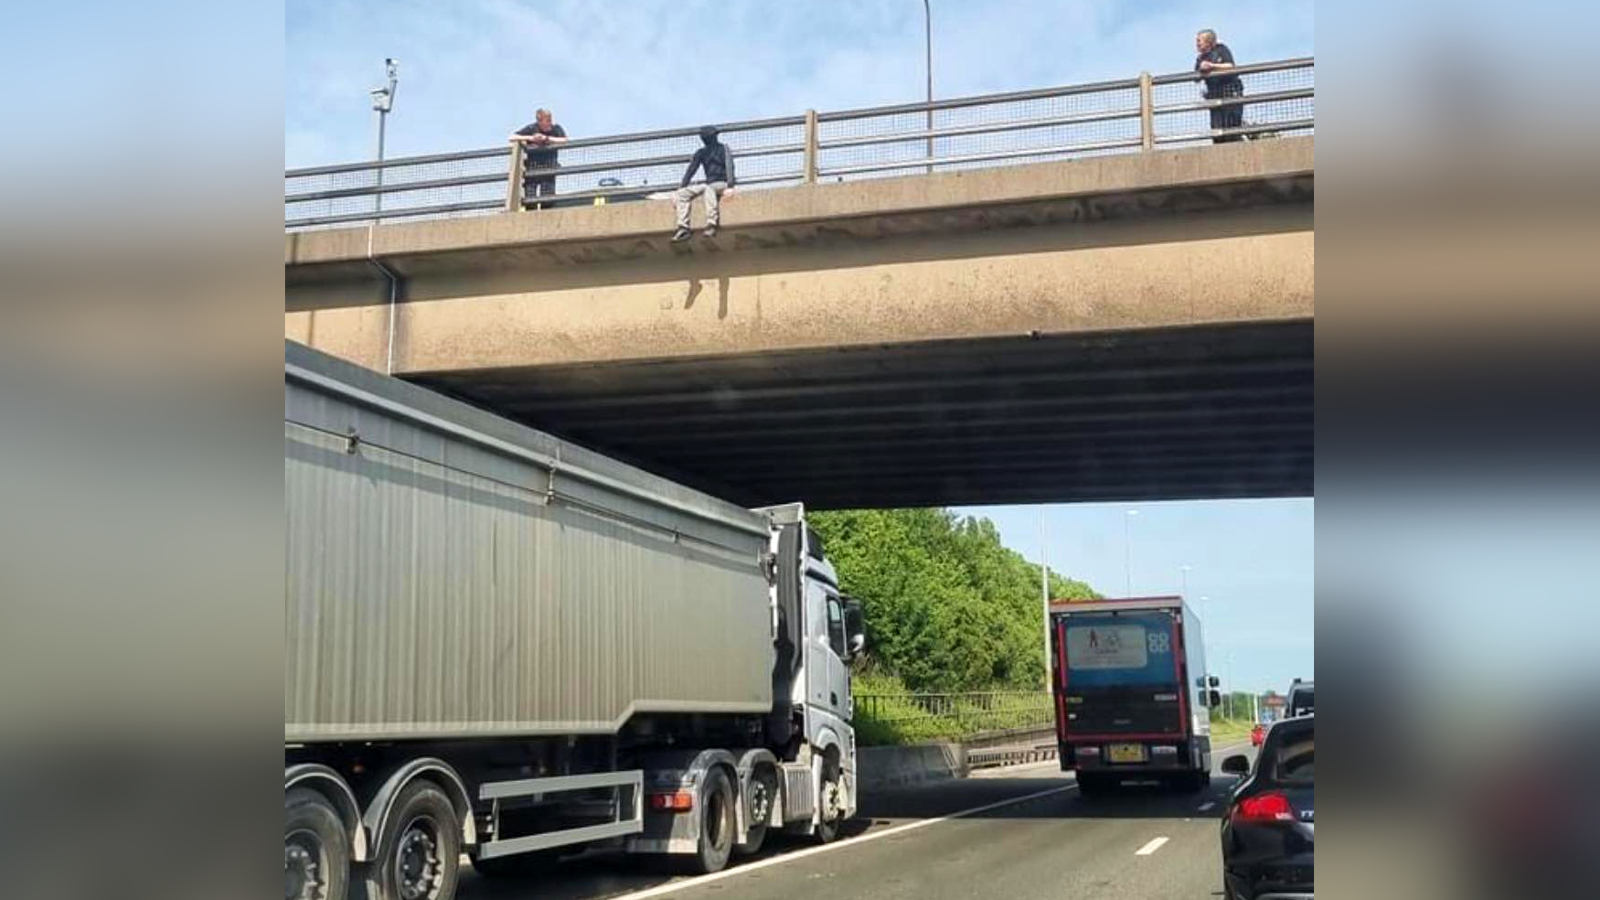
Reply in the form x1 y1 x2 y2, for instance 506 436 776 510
1195 30 1245 143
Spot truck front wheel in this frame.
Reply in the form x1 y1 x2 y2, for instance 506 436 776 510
285 787 350 900
815 759 843 844
367 780 460 900
692 767 736 874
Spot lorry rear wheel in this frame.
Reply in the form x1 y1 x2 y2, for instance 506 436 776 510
692 767 736 874
367 780 460 900
286 787 350 900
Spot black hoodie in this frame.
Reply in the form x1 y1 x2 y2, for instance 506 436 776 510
680 127 737 188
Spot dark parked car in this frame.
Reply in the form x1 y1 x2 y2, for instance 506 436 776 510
1220 715 1313 899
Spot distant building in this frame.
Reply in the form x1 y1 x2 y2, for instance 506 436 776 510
1259 691 1286 723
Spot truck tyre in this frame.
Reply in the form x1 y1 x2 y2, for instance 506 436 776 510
814 758 843 844
692 767 736 874
735 768 777 856
367 780 460 900
286 787 350 900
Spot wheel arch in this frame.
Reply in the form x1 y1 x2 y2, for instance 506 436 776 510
286 763 370 862
361 757 477 854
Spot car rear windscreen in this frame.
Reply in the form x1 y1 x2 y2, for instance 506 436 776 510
1290 688 1314 717
1273 734 1314 783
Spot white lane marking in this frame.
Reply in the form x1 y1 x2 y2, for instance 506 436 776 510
1134 836 1170 856
1197 801 1216 812
971 760 1060 778
600 782 1077 900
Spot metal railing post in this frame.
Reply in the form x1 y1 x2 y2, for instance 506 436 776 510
803 109 818 184
1138 71 1154 151
505 141 525 211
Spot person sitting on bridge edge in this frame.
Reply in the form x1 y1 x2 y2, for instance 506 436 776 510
1195 30 1245 143
510 108 568 208
672 126 736 242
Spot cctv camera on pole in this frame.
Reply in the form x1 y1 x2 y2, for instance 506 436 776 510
370 59 399 217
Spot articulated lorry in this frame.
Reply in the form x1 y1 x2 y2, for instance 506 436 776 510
284 342 863 900
1048 596 1221 796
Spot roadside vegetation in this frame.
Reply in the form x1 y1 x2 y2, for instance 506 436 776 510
809 508 1097 745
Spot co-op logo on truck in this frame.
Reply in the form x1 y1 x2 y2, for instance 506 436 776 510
1070 623 1169 670
1084 627 1168 654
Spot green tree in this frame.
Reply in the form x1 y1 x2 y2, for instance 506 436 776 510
810 509 1100 692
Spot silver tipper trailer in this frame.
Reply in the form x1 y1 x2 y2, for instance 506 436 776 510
284 341 862 900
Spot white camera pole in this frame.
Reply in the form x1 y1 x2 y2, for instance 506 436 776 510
370 58 399 218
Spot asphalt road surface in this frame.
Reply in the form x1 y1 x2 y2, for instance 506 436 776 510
455 741 1257 900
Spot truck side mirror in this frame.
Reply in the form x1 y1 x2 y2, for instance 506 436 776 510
842 598 865 660
1208 675 1220 688
1208 690 1222 708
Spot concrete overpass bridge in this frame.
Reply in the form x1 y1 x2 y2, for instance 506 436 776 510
285 59 1313 508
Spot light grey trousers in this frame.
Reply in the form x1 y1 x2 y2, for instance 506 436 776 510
674 181 728 230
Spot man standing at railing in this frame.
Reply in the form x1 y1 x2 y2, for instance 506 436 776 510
1195 30 1245 143
510 108 568 208
672 126 736 242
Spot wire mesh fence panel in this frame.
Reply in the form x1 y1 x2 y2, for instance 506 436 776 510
923 83 1142 174
1152 60 1314 148
854 692 1054 737
817 81 1143 183
543 120 806 202
285 149 506 229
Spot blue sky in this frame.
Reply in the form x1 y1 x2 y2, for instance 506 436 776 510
286 0 1313 167
960 500 1314 697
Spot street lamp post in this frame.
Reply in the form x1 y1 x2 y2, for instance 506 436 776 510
1040 508 1051 689
921 0 933 172
1123 509 1138 596
370 58 399 218
1226 649 1236 720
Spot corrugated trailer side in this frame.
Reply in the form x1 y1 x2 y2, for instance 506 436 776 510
284 341 774 743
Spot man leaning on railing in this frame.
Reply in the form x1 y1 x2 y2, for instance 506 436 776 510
509 107 568 209
1194 29 1244 143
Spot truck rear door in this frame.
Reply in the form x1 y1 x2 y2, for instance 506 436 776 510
1058 611 1186 742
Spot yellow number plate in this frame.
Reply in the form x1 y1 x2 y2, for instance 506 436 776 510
1108 743 1147 763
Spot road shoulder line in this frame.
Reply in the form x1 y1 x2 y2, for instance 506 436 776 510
604 781 1077 900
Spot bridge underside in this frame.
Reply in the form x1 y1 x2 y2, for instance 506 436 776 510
411 319 1311 509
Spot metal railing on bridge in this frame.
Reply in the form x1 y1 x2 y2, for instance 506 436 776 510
854 690 1055 737
286 56 1311 230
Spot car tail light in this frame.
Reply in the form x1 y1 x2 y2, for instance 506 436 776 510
1233 791 1295 823
649 791 695 812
